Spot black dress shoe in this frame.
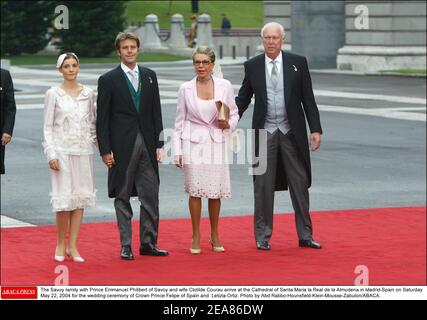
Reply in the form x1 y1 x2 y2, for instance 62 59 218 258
256 241 271 250
120 246 135 260
299 239 322 249
139 244 169 256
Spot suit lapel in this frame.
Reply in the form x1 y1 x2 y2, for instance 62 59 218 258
257 56 268 107
115 66 137 113
139 66 153 113
283 52 293 107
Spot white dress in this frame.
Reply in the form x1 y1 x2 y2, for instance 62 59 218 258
42 85 97 212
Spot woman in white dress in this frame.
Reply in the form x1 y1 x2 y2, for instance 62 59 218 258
43 53 96 262
173 46 239 254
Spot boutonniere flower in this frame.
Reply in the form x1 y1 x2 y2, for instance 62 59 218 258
149 76 153 84
292 65 298 72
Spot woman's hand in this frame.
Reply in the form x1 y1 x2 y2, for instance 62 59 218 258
48 159 60 171
217 120 230 129
174 155 183 168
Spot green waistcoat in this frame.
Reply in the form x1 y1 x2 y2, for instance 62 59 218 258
124 71 141 112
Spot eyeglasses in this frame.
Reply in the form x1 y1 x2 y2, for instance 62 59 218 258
193 60 211 66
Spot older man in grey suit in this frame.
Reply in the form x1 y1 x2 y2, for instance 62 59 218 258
236 22 323 250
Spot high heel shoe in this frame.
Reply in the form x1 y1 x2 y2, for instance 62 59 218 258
54 246 65 262
209 238 225 252
54 255 65 262
189 247 201 254
66 248 85 262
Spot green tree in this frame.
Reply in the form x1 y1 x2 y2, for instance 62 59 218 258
55 1 127 57
1 1 55 55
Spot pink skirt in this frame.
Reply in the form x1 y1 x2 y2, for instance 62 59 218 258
49 153 96 212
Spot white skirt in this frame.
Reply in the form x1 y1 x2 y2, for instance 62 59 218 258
49 153 96 212
182 139 231 199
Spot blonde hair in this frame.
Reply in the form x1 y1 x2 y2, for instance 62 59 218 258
192 46 216 63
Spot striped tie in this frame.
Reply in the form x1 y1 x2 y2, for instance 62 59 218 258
271 60 279 88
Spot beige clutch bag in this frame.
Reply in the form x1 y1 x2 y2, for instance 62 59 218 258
215 101 230 121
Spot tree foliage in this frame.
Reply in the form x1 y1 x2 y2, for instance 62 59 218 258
55 1 127 57
1 1 55 55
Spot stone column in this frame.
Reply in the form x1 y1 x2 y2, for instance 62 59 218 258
141 14 162 49
264 0 292 50
337 1 426 72
197 13 214 47
169 14 186 48
291 1 345 68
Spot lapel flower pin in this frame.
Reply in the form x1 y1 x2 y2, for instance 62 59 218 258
148 76 153 84
292 65 298 72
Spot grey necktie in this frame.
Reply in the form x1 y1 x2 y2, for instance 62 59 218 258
271 60 279 88
128 70 138 91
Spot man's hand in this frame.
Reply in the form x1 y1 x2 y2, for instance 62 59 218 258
156 148 164 163
102 152 115 168
1 133 11 146
174 155 183 168
48 159 60 171
310 132 321 151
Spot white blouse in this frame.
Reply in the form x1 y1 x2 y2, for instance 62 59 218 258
42 85 97 161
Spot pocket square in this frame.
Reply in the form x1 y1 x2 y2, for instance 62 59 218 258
292 65 298 72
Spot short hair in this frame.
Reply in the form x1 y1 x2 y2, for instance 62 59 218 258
115 32 140 50
192 46 216 63
261 22 285 39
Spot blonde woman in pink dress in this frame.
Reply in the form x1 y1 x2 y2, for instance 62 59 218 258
173 46 239 254
43 53 96 262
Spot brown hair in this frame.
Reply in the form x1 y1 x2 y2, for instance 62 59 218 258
115 32 140 50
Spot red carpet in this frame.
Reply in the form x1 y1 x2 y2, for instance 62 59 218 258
1 207 425 285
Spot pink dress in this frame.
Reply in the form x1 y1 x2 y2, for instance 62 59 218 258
173 76 239 199
182 97 231 199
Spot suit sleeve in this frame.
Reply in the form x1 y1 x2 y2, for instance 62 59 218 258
151 71 164 149
2 70 16 135
225 80 239 131
235 61 254 119
96 75 112 156
301 57 322 134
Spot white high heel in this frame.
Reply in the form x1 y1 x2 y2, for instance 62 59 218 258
66 248 85 262
54 255 65 262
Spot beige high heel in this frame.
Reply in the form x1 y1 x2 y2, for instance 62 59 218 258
190 238 201 254
189 247 202 254
209 238 225 252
